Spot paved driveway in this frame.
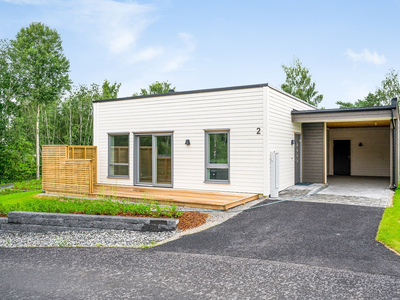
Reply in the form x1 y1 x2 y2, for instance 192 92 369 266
2 248 400 299
157 200 400 276
2 196 400 298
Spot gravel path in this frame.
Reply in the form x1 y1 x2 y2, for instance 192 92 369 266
0 184 14 190
0 230 177 248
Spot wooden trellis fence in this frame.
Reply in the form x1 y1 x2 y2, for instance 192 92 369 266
42 145 97 196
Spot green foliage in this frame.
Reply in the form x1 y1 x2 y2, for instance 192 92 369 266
281 57 323 107
0 23 123 183
336 70 400 108
7 22 71 179
10 22 71 105
55 236 68 247
102 79 121 99
0 193 182 218
133 81 175 96
0 137 36 182
376 188 400 254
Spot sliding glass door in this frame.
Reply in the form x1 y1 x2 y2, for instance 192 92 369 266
136 133 172 187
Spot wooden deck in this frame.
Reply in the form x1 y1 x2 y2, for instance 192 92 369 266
90 184 259 211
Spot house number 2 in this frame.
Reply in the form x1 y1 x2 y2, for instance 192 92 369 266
256 127 261 134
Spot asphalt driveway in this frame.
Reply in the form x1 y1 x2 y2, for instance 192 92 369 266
2 199 400 298
156 200 400 276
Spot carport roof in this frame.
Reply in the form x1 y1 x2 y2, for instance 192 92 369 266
292 100 398 123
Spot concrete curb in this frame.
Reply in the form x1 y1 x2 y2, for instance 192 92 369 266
0 211 178 233
306 184 329 196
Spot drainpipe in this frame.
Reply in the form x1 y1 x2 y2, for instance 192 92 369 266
391 98 397 190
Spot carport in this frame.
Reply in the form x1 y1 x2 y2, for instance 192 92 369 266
291 99 399 189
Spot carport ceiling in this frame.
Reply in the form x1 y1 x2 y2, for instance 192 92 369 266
327 120 391 128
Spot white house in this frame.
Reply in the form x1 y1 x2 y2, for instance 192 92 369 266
92 83 399 197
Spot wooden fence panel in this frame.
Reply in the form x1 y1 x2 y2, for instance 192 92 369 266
68 146 97 183
42 145 96 196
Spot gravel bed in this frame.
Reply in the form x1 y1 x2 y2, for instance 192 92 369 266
0 230 177 248
0 197 266 248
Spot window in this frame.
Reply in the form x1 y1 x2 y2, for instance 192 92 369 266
205 130 229 182
109 134 129 178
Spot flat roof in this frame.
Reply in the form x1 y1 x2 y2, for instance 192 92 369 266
93 83 269 103
292 104 396 115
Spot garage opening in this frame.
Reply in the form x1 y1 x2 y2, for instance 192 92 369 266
327 121 390 178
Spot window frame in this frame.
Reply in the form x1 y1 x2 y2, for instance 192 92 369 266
108 132 130 179
204 129 230 183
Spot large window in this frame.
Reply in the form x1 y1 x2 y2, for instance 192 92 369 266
109 134 129 178
205 130 229 182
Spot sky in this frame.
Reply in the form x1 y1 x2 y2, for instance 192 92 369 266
0 0 399 108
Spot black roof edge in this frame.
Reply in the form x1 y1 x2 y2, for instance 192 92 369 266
93 83 269 103
291 103 397 115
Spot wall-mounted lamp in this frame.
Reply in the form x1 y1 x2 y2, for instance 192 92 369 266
291 140 295 145
185 139 190 146
358 142 363 147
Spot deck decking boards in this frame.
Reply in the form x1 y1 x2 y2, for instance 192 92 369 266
90 184 259 211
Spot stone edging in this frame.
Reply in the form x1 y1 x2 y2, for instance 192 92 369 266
0 211 178 233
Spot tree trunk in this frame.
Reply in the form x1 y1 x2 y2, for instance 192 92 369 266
36 105 40 180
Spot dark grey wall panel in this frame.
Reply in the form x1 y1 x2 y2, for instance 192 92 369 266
302 123 324 183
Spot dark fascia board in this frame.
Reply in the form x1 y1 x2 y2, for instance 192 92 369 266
291 104 396 115
93 83 269 103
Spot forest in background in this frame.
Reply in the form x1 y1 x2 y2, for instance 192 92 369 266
0 22 174 183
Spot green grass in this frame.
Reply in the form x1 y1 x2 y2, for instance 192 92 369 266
0 191 41 205
376 188 400 253
0 192 182 218
0 179 182 219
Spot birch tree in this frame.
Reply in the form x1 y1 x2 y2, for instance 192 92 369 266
10 22 71 179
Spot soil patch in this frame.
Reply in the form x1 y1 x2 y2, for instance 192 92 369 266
177 212 209 231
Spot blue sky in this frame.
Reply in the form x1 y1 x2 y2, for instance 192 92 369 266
0 0 399 108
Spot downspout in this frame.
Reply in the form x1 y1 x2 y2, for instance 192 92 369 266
391 99 397 190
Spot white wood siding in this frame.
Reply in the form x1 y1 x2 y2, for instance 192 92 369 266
94 88 265 193
267 87 317 191
327 127 390 177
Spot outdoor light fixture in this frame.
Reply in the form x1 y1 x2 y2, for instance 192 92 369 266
359 142 363 147
185 139 190 145
291 140 295 145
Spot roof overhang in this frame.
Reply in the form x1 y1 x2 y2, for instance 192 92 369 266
291 106 396 123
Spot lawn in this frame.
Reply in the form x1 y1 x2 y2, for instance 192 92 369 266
376 188 400 254
0 190 182 218
0 191 41 206
0 181 208 231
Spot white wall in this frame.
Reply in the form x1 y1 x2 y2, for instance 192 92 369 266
94 88 265 193
267 86 316 191
327 127 390 177
93 85 316 194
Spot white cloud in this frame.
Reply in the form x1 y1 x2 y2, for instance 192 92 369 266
129 47 163 63
345 48 386 65
162 32 196 72
65 0 156 54
2 0 157 54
